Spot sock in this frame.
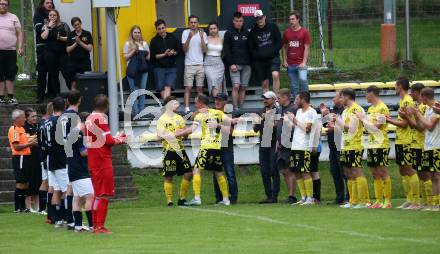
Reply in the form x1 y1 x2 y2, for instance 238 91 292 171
185 107 190 112
73 211 83 227
85 210 93 227
384 176 392 202
164 182 173 203
352 179 359 205
18 189 26 210
423 180 433 205
216 175 229 200
193 174 201 198
14 189 19 211
7 93 13 98
304 178 313 198
373 179 384 203
60 199 66 221
38 191 48 212
409 174 420 205
66 195 74 224
91 196 98 228
55 204 62 222
313 179 321 201
297 179 306 199
437 195 440 206
47 192 54 221
179 178 190 200
96 198 109 228
359 176 369 204
402 175 411 203
347 180 353 204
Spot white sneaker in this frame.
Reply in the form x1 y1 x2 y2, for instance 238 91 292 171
300 197 314 206
292 198 306 206
340 203 352 209
185 198 202 206
217 199 230 206
352 204 368 209
39 211 47 215
30 208 38 214
54 221 64 228
397 201 411 209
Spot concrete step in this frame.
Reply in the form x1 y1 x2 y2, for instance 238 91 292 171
0 103 43 114
114 186 138 200
112 154 129 166
0 126 10 136
0 169 14 179
0 137 9 147
0 191 14 203
114 176 135 188
113 166 132 177
0 158 12 169
0 180 15 192
0 147 11 157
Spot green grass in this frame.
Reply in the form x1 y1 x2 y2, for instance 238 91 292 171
1 161 439 253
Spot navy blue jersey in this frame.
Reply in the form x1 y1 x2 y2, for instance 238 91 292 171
67 133 90 182
38 118 48 166
44 115 67 171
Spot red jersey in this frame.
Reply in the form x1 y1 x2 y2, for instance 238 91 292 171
283 27 311 65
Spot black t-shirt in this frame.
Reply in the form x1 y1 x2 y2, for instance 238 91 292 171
45 22 70 54
37 118 48 166
67 30 93 65
150 33 180 68
24 122 40 161
327 106 344 150
44 115 67 171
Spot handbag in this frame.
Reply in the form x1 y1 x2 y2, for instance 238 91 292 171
126 57 138 78
136 50 149 73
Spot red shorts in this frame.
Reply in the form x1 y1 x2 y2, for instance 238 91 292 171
90 166 115 197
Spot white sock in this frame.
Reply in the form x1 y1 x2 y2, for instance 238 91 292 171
185 107 190 112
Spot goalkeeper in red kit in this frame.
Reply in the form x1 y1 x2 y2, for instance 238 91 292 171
85 95 127 234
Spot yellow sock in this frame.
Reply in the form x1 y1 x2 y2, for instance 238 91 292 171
297 179 306 198
164 182 173 203
193 174 201 197
356 176 368 204
437 194 440 206
216 175 229 200
402 176 411 203
431 195 438 206
348 180 353 204
179 178 190 200
374 179 383 203
352 179 359 205
304 178 313 198
409 174 420 205
384 176 392 202
422 180 432 205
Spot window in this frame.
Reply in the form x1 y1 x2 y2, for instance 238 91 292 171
156 0 186 28
188 0 218 25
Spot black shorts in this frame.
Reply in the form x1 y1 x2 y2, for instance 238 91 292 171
0 50 18 81
162 150 192 177
310 152 321 172
423 150 440 172
277 148 291 170
411 148 424 171
367 148 390 167
12 155 31 184
395 144 412 166
290 150 311 173
254 60 272 84
194 148 223 172
25 155 42 195
341 150 363 168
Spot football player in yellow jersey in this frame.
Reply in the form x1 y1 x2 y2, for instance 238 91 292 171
358 85 392 208
337 88 370 209
400 83 431 209
386 77 420 210
157 96 193 206
183 94 238 206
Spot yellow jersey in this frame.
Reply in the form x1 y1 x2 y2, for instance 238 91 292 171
412 103 428 149
194 108 225 150
343 102 365 151
367 101 390 149
157 113 186 152
395 94 415 145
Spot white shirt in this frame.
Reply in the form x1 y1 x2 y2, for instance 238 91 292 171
424 107 440 150
123 41 149 65
291 107 318 151
181 29 208 65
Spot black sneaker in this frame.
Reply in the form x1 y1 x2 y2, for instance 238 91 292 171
22 209 31 213
259 198 276 204
177 199 186 206
0 98 6 104
13 209 22 213
167 202 174 207
8 98 18 105
284 196 297 204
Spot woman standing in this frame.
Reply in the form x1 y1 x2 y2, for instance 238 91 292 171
33 0 54 103
40 9 70 99
123 25 150 116
204 22 225 98
66 17 93 91
24 108 41 212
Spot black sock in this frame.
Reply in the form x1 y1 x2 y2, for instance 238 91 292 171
66 196 74 224
73 211 83 227
8 93 14 98
313 179 321 201
14 189 20 211
47 192 53 221
39 191 48 212
85 210 93 227
60 199 66 221
17 189 26 211
0 95 4 100
55 204 62 222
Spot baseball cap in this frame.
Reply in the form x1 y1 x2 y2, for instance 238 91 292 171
261 91 277 100
215 93 228 101
254 10 264 18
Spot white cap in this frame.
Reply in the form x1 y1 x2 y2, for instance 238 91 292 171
262 91 277 100
254 9 264 18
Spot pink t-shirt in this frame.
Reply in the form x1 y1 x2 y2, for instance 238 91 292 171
0 12 21 50
283 27 311 65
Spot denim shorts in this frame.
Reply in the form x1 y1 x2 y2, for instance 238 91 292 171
154 67 177 91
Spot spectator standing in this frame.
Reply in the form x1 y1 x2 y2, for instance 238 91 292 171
150 19 179 99
66 17 93 91
248 10 282 93
282 11 311 99
182 15 208 113
0 0 23 104
204 22 225 98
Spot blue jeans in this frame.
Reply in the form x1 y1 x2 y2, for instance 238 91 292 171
127 73 148 115
287 64 308 99
213 149 238 203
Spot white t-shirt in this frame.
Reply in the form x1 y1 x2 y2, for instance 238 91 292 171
291 107 318 151
123 41 149 65
181 29 208 65
424 107 440 150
